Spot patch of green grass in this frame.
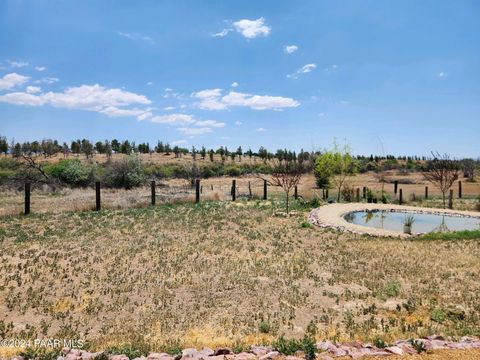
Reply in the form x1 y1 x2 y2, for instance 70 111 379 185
419 229 480 240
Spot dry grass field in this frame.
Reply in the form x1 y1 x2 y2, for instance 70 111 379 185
1 199 480 355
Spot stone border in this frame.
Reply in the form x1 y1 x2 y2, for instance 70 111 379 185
308 203 480 238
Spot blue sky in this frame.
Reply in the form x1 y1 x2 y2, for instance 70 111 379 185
0 0 479 157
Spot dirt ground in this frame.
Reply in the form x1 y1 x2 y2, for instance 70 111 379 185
1 200 479 352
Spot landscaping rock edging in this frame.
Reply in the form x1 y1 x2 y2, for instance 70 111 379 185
308 203 480 238
6 336 480 360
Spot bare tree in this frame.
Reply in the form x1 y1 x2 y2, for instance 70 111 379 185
259 160 304 214
423 152 461 208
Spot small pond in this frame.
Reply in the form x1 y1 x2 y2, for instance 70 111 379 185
344 210 480 234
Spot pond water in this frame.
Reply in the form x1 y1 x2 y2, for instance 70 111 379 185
344 210 480 234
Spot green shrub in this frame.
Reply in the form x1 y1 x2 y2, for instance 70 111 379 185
224 165 242 177
273 335 316 360
103 155 146 189
19 347 61 360
383 280 402 298
46 159 96 187
373 337 387 348
259 321 271 334
0 157 20 170
431 307 447 323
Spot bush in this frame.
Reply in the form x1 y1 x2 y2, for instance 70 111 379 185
103 155 146 189
273 335 316 360
224 165 242 177
46 159 96 187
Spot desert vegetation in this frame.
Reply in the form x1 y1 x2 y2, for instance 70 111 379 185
0 135 479 359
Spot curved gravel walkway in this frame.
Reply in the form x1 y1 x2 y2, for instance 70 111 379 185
308 203 480 238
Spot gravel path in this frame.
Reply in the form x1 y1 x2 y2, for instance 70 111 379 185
308 203 480 238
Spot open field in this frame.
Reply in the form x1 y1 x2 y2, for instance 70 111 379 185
1 171 479 216
1 200 480 356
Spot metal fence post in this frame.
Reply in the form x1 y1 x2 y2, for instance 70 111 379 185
151 180 156 205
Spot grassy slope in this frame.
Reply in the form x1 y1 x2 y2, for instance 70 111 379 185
0 200 479 353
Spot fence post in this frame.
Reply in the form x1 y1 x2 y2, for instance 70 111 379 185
458 181 462 199
356 188 360 202
363 187 366 199
248 181 252 198
294 185 298 200
195 179 200 203
232 179 236 201
394 181 398 195
399 189 403 205
325 189 329 200
449 189 453 209
151 180 156 205
95 181 101 211
425 186 428 199
263 179 267 200
24 182 31 215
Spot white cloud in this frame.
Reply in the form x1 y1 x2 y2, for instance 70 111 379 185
194 119 225 128
231 82 239 88
35 66 46 72
284 45 298 54
147 81 153 85
0 92 45 106
0 73 30 90
256 127 267 132
192 89 299 111
145 113 225 136
26 86 41 94
172 139 188 145
36 77 59 84
100 106 152 120
177 127 213 136
287 63 317 79
235 120 242 125
8 60 29 68
163 106 176 110
211 29 232 37
0 84 152 120
233 17 270 38
437 72 447 78
117 31 154 43
149 113 195 125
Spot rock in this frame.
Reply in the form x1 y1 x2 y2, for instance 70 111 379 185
250 346 273 357
182 349 199 359
342 341 363 349
385 346 403 355
213 348 231 356
327 346 347 357
317 355 334 360
64 354 80 360
132 357 148 360
110 355 130 360
148 353 174 360
259 351 280 360
316 341 333 351
56 356 65 360
233 352 256 360
285 356 303 360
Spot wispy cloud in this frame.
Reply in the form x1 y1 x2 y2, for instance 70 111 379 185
284 45 298 54
35 66 46 72
211 28 232 37
8 60 29 68
117 31 154 44
437 72 447 78
287 63 317 79
146 113 225 137
256 127 267 132
0 73 30 90
192 88 299 111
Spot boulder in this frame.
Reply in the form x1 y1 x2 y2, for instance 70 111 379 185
258 351 280 360
250 346 273 357
385 346 403 355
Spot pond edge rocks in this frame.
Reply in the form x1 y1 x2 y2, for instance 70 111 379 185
308 203 480 238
